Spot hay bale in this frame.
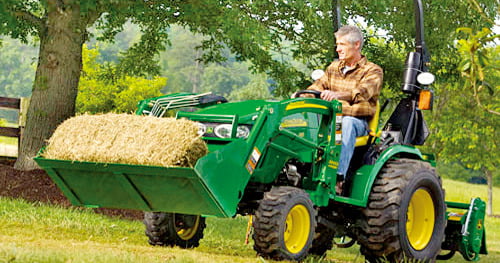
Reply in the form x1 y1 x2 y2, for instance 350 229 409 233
42 113 207 167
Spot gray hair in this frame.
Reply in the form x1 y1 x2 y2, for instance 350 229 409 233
335 25 364 50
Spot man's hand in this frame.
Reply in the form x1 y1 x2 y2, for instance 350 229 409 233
320 90 351 101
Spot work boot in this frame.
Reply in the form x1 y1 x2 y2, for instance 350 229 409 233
335 173 345 195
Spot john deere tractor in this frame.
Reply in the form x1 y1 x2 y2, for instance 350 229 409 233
34 0 487 262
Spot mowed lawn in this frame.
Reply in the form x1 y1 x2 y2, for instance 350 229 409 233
0 179 499 263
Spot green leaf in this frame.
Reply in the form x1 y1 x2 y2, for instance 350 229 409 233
480 81 495 95
460 61 471 72
456 27 473 35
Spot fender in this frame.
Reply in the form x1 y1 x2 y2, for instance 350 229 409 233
338 144 423 207
364 144 424 205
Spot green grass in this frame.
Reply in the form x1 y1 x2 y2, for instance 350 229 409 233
0 199 260 263
0 136 17 145
0 179 499 263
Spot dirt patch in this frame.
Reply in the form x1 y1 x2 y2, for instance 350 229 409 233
0 157 143 221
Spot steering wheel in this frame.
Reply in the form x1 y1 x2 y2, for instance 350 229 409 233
293 90 322 98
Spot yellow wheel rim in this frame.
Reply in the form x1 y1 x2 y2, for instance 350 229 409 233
284 204 311 254
406 188 435 250
176 215 200 241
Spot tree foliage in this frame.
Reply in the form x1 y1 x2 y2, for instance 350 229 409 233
227 73 272 101
0 0 338 170
456 27 499 115
0 38 37 122
0 38 36 98
157 25 274 99
77 45 165 114
415 1 498 214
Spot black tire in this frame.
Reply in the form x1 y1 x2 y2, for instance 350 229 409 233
357 158 446 262
436 250 456 260
310 220 355 256
144 212 206 248
252 186 316 261
309 223 335 256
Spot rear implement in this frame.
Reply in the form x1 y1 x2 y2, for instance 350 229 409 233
439 198 488 261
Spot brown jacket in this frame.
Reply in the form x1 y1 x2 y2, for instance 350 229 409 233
308 56 383 117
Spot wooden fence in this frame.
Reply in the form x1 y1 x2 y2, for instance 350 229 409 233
0 96 29 152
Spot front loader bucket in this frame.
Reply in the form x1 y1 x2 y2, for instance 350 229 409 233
34 157 234 217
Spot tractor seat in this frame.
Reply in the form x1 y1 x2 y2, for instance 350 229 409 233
355 101 380 147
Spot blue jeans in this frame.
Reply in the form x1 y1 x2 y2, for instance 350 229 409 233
338 116 368 177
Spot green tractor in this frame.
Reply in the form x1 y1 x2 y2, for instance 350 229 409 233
34 0 487 262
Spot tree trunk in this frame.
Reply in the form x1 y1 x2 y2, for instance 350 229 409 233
14 5 86 170
485 169 493 216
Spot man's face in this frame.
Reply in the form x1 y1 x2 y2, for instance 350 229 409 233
336 35 361 65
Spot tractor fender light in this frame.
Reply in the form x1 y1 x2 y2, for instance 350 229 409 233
417 72 435 85
418 89 433 110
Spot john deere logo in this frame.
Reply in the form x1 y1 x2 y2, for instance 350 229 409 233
328 160 338 169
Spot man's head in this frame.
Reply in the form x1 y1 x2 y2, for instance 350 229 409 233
335 25 364 66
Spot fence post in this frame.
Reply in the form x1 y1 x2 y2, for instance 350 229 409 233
0 96 29 157
18 97 30 151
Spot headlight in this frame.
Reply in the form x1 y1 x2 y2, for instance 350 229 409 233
236 125 250 138
214 124 251 139
197 122 252 139
214 124 232 138
196 123 206 136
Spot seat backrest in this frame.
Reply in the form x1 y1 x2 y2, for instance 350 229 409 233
355 101 380 147
367 101 380 135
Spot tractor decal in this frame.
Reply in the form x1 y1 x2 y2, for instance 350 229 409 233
335 113 342 145
285 101 329 111
246 147 261 174
328 160 339 169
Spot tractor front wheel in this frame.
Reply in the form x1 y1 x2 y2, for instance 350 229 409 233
358 158 446 262
144 212 206 248
253 186 316 261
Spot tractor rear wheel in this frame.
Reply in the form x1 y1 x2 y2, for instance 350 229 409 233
358 158 446 262
252 186 316 261
144 212 206 248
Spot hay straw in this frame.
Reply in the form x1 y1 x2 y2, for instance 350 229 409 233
42 113 207 167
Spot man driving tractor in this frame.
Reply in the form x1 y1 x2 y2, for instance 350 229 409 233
303 25 383 195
